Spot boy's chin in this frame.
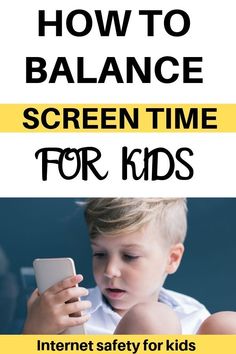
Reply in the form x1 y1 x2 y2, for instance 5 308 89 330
109 303 130 317
102 294 132 316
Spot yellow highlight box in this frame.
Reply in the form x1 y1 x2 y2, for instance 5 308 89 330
0 104 236 133
0 335 236 354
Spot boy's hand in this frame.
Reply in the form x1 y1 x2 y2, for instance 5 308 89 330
23 274 91 334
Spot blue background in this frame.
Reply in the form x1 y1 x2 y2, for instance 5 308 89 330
0 198 235 333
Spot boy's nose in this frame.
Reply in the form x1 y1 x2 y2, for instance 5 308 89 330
104 259 121 279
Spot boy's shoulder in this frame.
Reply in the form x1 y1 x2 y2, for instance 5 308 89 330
159 287 208 311
160 287 210 334
159 288 206 308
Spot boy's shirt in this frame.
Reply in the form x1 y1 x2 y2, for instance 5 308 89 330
84 286 210 334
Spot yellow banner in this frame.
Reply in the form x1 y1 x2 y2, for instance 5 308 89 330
0 335 236 354
0 104 235 132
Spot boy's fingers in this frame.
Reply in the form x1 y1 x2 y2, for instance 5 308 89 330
56 287 89 304
27 288 40 307
64 314 90 328
64 300 92 316
46 274 83 295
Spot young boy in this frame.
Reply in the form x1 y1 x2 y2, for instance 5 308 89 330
23 198 209 334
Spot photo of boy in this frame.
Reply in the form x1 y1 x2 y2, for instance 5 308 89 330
23 198 211 334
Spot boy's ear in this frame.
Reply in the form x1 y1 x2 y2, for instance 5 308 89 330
166 243 184 274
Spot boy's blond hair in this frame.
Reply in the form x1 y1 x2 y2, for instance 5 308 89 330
84 198 187 244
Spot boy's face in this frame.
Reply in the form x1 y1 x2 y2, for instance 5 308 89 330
91 221 183 316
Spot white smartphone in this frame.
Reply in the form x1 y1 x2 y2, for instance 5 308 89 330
33 257 85 334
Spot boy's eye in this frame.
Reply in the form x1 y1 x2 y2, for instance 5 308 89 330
123 254 139 261
93 252 106 258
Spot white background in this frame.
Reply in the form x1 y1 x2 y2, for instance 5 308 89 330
0 1 235 196
0 133 235 197
0 0 235 103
